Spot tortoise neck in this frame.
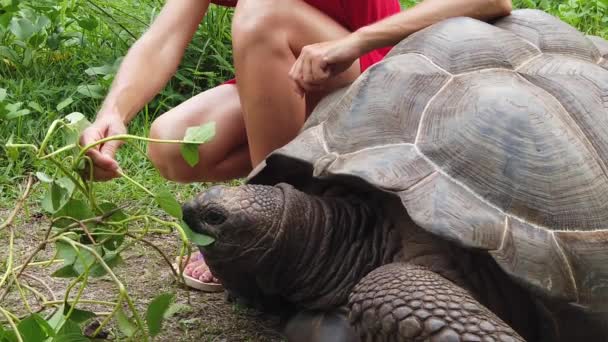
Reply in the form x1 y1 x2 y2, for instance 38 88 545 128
266 184 398 309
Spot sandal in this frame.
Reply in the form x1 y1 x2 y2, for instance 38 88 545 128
173 254 224 292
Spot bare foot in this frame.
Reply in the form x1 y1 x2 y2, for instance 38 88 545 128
183 251 220 284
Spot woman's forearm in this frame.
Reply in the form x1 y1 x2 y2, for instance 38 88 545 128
98 0 210 123
353 0 512 55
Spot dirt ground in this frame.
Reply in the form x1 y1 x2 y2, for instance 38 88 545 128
1 209 285 341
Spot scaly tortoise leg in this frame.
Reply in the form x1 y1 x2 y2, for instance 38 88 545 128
348 263 525 342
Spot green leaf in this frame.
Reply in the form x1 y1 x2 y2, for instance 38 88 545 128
76 84 104 99
179 122 216 167
155 189 182 220
76 16 98 31
28 101 44 112
36 172 53 183
89 252 123 278
179 144 199 168
9 18 36 41
52 198 94 228
17 314 49 342
180 221 215 246
115 308 137 337
41 181 68 213
99 202 128 222
5 108 31 120
53 319 87 342
63 304 95 324
31 314 56 338
0 13 12 29
55 240 78 266
145 293 175 337
183 122 216 143
51 265 79 278
64 112 91 145
0 47 18 62
0 88 6 102
56 97 74 112
4 101 22 112
84 64 114 76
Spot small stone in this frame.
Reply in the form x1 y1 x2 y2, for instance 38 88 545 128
424 317 446 333
462 333 482 342
479 321 496 333
393 306 413 320
399 317 422 338
430 328 460 342
414 309 431 320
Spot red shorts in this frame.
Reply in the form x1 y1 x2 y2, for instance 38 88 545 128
213 0 401 85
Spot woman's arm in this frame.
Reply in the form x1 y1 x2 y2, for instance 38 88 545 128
354 0 512 54
98 0 211 123
290 0 512 94
80 0 209 181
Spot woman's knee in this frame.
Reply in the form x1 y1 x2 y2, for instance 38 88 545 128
147 117 188 182
232 0 289 51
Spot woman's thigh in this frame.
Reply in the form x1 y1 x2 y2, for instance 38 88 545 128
148 84 251 183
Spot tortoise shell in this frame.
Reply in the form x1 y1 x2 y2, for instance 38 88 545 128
249 9 608 312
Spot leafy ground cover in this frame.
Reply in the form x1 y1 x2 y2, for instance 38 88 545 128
0 0 606 340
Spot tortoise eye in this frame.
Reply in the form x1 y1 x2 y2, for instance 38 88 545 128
203 209 226 226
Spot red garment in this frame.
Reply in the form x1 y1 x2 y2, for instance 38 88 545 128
211 0 401 84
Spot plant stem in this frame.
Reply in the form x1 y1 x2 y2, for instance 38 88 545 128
0 307 23 342
0 175 34 231
39 144 77 159
116 169 155 196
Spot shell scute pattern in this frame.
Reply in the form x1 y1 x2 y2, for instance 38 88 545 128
253 10 608 309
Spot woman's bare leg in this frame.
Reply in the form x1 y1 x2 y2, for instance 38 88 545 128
148 84 249 283
148 84 250 183
232 0 361 166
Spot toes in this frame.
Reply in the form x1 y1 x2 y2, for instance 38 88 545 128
200 270 213 283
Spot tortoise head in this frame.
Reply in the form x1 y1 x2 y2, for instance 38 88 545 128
182 183 294 310
182 184 285 261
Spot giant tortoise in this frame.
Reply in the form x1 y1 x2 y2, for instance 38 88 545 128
182 9 608 342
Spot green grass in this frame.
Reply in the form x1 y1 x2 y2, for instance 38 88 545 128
0 0 607 207
0 0 235 207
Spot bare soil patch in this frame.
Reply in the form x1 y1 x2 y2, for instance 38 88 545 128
1 209 285 341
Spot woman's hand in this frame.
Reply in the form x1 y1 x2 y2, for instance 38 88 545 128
79 115 127 181
289 34 364 96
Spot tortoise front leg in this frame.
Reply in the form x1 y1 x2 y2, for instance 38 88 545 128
348 263 525 342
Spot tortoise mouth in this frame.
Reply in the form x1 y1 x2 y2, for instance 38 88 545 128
181 201 219 242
